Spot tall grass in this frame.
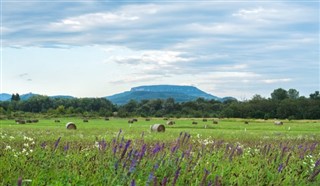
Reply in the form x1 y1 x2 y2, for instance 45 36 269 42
1 118 319 185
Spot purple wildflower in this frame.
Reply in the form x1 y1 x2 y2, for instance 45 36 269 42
129 158 137 173
315 159 320 168
147 172 154 186
40 142 46 149
64 142 69 152
161 177 168 186
130 179 136 186
172 167 181 186
54 137 61 151
17 177 22 186
120 140 131 160
113 145 117 156
278 163 284 173
200 169 210 186
152 143 161 155
285 153 292 166
139 144 147 161
100 140 107 151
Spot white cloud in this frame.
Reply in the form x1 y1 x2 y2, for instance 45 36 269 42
262 78 292 84
49 12 139 31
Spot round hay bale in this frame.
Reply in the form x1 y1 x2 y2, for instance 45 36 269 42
192 121 198 125
202 118 207 122
163 117 169 120
26 120 32 123
150 124 165 132
32 119 39 123
128 119 134 123
213 120 219 124
66 122 77 130
166 120 175 125
244 121 249 124
132 118 138 122
54 119 60 123
145 118 151 121
274 121 283 125
17 120 26 124
105 117 109 121
83 119 89 122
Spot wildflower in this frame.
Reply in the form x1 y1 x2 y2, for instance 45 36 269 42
29 149 33 153
130 179 136 186
64 143 70 152
54 137 61 151
5 145 11 150
10 136 14 139
22 148 27 153
278 163 284 173
120 140 131 160
172 167 181 186
161 177 168 186
24 143 29 147
40 142 46 149
200 169 210 186
17 177 22 186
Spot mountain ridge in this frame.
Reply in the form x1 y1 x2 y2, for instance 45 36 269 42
1 85 235 104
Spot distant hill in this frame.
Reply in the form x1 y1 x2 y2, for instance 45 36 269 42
0 93 11 101
106 85 226 105
0 93 75 101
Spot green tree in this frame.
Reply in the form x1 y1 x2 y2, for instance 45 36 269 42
271 88 288 101
288 89 299 99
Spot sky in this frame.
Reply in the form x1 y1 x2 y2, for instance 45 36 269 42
1 0 319 100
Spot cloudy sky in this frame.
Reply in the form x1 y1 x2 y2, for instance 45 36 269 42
1 0 319 99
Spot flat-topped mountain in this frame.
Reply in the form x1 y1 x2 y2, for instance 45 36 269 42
106 85 225 105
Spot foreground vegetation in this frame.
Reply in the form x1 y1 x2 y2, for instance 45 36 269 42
1 118 319 185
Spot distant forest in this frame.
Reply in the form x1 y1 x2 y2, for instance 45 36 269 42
1 88 319 119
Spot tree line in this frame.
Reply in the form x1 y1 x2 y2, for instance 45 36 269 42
0 88 319 119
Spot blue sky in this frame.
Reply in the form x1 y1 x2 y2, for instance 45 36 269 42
1 0 319 99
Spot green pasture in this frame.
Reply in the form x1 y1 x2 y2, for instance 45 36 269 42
1 118 319 185
1 118 320 142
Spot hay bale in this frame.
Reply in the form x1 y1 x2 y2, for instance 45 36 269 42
17 120 26 124
166 120 175 125
66 122 77 130
32 119 39 123
274 121 283 125
213 120 219 124
104 117 109 121
244 121 249 124
54 119 60 123
26 120 32 123
145 118 151 121
150 124 165 132
163 117 169 120
128 119 134 123
202 118 207 122
132 118 138 122
192 121 198 125
83 119 89 122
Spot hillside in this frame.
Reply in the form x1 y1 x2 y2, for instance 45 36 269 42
106 85 222 105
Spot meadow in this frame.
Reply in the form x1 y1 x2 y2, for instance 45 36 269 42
1 118 319 185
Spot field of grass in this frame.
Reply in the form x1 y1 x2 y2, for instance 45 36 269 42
1 118 319 185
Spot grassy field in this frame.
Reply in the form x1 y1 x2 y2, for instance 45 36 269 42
1 118 319 185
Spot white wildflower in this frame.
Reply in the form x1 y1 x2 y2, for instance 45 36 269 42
10 136 15 139
24 143 29 147
5 145 11 150
22 148 27 153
